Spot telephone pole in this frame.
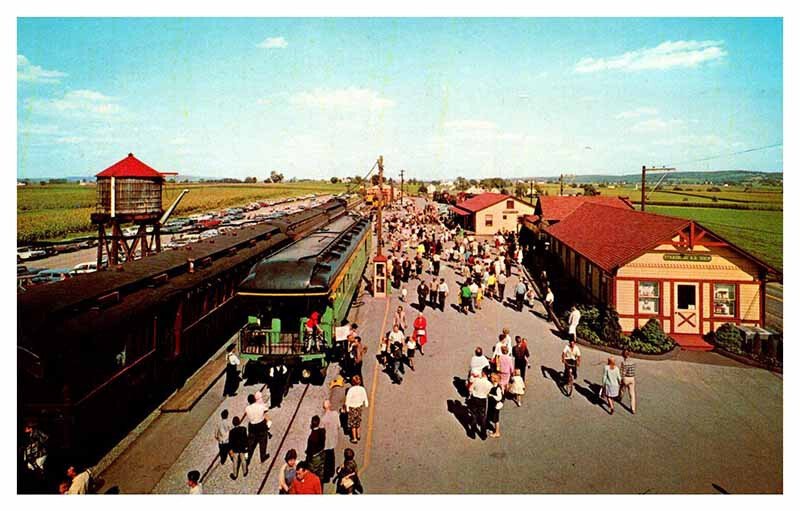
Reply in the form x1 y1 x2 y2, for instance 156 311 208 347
399 169 405 204
640 165 676 211
376 155 384 256
559 174 575 196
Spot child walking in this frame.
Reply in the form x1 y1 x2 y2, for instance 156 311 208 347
508 368 526 406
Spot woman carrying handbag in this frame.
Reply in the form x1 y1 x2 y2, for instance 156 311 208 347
334 448 363 494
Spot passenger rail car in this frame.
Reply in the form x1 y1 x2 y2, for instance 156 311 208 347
236 212 372 383
17 199 348 471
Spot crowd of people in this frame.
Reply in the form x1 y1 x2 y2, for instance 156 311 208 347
30 197 642 495
199 395 364 495
464 328 531 439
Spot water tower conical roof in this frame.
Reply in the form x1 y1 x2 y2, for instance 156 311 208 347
96 153 163 178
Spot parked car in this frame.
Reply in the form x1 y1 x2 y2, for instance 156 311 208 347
199 219 221 229
162 220 188 234
72 261 99 274
17 246 48 263
77 239 98 249
199 229 219 240
17 265 45 277
31 268 73 284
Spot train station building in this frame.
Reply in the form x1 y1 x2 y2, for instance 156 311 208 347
525 199 780 345
450 192 535 235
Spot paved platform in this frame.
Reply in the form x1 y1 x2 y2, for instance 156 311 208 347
354 238 782 494
161 352 227 413
96 201 782 494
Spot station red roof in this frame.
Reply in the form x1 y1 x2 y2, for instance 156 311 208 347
454 192 511 213
450 205 470 216
533 195 634 224
96 153 164 179
544 203 690 273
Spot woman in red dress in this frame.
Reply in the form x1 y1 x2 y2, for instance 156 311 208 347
412 312 428 356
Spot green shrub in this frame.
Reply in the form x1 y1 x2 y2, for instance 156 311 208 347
600 306 624 345
561 304 628 349
560 304 599 331
577 324 601 344
626 319 676 354
714 323 744 354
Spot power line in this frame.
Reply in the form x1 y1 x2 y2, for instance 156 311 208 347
669 142 783 167
346 159 378 194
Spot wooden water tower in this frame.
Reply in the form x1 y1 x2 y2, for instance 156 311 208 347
91 153 174 267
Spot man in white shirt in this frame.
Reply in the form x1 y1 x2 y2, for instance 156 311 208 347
187 470 202 494
244 394 270 463
468 347 490 387
496 271 507 302
436 279 449 311
66 465 91 494
320 400 340 483
468 368 493 439
388 324 404 345
561 339 582 381
568 306 582 342
214 409 233 466
469 281 479 311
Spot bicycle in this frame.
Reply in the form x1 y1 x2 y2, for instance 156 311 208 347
563 359 577 397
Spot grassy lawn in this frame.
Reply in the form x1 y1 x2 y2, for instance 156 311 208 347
17 181 348 244
648 205 783 271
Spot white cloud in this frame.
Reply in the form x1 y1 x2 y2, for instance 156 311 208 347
55 136 87 144
256 98 272 106
436 119 526 146
631 117 685 133
654 134 725 147
257 36 288 49
575 40 727 73
443 119 496 131
26 89 123 118
17 55 67 84
290 88 395 110
616 107 659 119
19 124 61 136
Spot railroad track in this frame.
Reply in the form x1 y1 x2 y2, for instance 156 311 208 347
195 381 312 494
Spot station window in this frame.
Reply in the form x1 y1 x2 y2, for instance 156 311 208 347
713 283 736 317
586 261 593 285
485 214 493 227
506 200 515 209
638 281 659 314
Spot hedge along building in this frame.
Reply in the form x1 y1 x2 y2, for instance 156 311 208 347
540 202 780 349
450 193 535 236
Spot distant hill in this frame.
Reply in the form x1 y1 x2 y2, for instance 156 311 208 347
531 170 782 185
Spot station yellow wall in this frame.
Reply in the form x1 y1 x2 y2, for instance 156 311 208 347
473 199 534 236
617 243 759 282
616 280 635 315
739 283 760 321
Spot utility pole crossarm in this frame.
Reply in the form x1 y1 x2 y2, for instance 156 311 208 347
640 166 677 211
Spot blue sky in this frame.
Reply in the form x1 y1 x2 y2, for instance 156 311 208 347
17 18 783 180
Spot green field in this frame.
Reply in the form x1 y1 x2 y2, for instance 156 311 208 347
17 182 348 244
538 184 783 207
648 206 783 271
